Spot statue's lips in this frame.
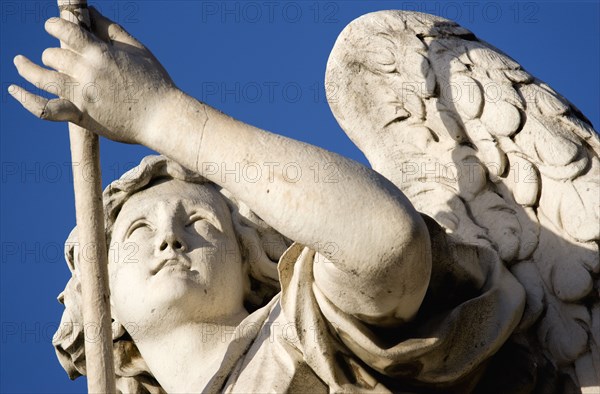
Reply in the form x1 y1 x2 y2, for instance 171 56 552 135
151 258 191 275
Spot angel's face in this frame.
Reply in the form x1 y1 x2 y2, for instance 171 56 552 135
108 179 246 330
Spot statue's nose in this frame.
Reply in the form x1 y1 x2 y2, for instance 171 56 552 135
158 232 186 252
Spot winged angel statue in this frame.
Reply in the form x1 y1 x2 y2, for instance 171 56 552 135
10 8 599 394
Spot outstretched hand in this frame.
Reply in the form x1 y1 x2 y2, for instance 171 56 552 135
9 7 176 145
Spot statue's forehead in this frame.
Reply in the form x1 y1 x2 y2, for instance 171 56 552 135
117 179 227 219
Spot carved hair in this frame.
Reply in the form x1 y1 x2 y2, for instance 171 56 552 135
52 156 290 393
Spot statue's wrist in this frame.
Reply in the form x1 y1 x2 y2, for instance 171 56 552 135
139 87 187 148
141 87 209 171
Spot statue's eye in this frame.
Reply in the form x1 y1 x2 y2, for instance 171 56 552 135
185 214 206 228
126 220 153 238
185 210 223 233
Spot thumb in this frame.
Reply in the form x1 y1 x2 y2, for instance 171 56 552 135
89 6 145 49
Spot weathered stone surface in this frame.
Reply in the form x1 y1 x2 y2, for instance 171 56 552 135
11 8 599 394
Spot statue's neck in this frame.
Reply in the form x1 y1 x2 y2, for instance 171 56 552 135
134 311 248 393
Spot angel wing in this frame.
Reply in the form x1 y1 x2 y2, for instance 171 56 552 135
326 10 599 391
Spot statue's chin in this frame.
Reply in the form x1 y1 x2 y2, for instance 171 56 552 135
117 281 208 328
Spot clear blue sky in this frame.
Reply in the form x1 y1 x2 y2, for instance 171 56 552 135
1 1 598 392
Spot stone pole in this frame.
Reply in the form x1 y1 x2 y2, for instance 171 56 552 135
57 1 116 392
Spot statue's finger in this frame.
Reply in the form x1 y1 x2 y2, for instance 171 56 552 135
14 55 72 96
42 47 83 77
40 98 82 122
8 84 49 118
8 84 81 123
45 17 99 54
89 6 145 49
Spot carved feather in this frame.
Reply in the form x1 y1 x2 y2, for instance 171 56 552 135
326 10 599 391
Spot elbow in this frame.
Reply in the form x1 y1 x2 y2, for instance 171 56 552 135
373 213 432 322
316 190 433 325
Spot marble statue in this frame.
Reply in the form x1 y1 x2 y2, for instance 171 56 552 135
10 8 599 394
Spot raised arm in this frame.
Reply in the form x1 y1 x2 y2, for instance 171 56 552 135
10 10 431 324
